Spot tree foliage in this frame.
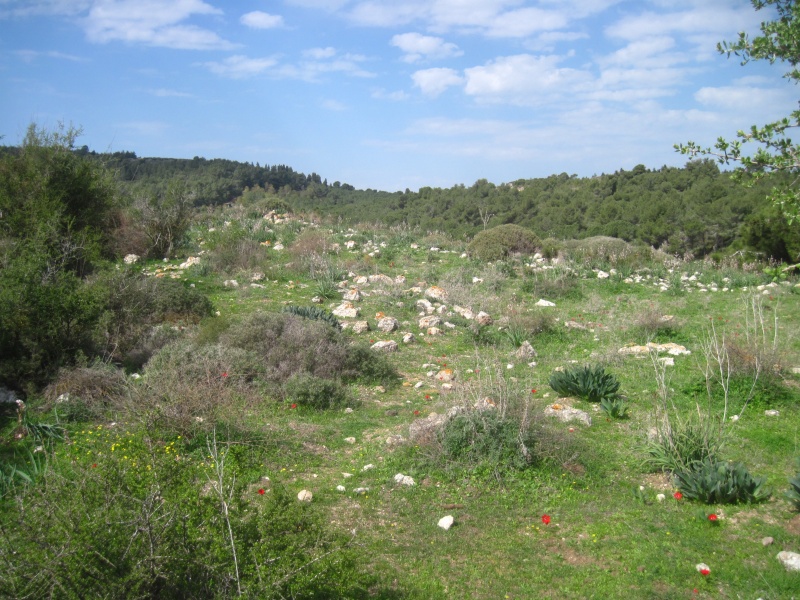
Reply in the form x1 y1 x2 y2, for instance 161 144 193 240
677 0 800 225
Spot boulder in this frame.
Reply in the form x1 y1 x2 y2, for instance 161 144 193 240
475 311 493 326
425 286 448 302
377 317 399 332
544 403 592 426
343 288 362 301
371 340 398 352
333 302 360 318
351 321 370 334
419 315 441 329
435 369 455 383
515 341 537 359
536 299 556 307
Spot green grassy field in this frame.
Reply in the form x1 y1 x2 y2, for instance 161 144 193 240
2 208 799 599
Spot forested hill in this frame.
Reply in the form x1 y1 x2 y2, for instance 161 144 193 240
2 146 796 260
88 152 800 261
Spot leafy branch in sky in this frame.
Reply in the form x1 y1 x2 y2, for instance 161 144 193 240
676 0 800 223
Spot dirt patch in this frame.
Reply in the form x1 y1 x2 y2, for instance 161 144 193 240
785 513 800 536
641 472 672 491
539 537 603 568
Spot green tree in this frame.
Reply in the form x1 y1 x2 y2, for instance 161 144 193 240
0 123 116 388
133 178 194 259
677 0 800 224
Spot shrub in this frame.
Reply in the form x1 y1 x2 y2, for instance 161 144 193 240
283 305 341 330
644 414 723 473
549 364 621 403
785 459 800 510
600 396 628 419
283 372 350 409
44 362 129 421
675 458 770 504
467 224 540 261
437 409 536 475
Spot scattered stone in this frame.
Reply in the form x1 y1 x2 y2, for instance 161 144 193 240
353 487 369 495
515 341 537 359
352 321 370 334
419 315 441 329
336 485 346 492
369 274 394 285
777 551 800 572
427 327 442 336
344 437 356 444
425 286 448 302
564 320 587 330
659 357 675 367
762 537 774 547
297 490 313 502
475 311 493 326
123 254 140 264
333 302 360 318
536 299 556 307
386 435 405 446
223 279 239 288
454 305 475 320
403 333 416 344
436 369 455 383
475 397 497 411
656 494 666 502
393 473 416 486
342 472 353 478
544 403 592 426
596 270 609 279
361 464 375 472
618 342 690 356
416 299 435 314
765 410 780 417
371 340 398 352
438 515 454 530
377 317 399 332
414 381 424 388
343 288 362 302
250 271 265 282
344 407 354 414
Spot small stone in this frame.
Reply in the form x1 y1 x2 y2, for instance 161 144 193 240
361 464 375 472
695 562 711 574
438 515 454 530
535 299 556 307
344 407 354 413
777 551 800 571
656 494 666 502
344 437 356 444
765 409 780 417
297 490 313 502
336 485 346 492
353 487 369 495
762 537 774 547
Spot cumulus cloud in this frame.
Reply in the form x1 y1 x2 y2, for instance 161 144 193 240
83 0 235 50
412 67 464 96
463 54 592 104
240 11 284 29
391 32 462 62
202 55 278 78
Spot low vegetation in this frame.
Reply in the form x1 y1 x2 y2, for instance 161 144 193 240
1 127 800 598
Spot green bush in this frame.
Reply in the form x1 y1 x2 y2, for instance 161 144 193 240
675 458 770 504
0 426 368 598
467 224 540 261
600 396 628 419
437 409 535 475
549 364 621 403
785 458 800 511
283 372 350 409
283 305 341 330
644 416 723 474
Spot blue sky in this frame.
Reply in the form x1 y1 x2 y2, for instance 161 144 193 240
0 0 796 191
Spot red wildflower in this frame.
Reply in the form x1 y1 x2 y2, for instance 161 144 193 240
92 463 97 468
258 488 265 495
531 389 537 394
425 395 431 400
700 568 710 576
413 410 420 416
674 491 683 500
708 514 718 522
221 372 228 378
541 514 551 525
290 403 298 409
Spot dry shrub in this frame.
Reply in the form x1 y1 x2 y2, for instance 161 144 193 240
44 362 129 420
139 341 265 433
630 304 682 342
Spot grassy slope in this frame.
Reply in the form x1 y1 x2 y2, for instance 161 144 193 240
179 210 800 599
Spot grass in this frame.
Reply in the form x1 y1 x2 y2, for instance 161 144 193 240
2 215 800 598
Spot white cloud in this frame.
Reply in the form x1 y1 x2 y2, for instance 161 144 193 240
83 0 235 50
0 0 91 18
148 88 194 98
240 11 284 29
321 99 347 110
347 0 425 27
14 49 86 62
411 67 464 96
463 54 592 105
303 47 337 59
483 7 568 38
202 55 278 78
391 32 462 63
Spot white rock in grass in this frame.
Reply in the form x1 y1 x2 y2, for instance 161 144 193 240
777 551 800 571
393 473 416 486
695 563 711 574
336 485 346 492
361 464 375 472
297 490 313 502
536 299 556 307
656 494 666 502
765 410 780 417
438 515 454 530
344 437 356 444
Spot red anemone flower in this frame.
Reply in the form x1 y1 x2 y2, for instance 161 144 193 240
541 514 551 525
